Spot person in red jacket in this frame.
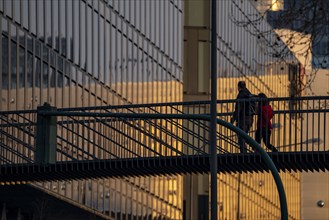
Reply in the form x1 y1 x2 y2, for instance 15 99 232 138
255 93 278 152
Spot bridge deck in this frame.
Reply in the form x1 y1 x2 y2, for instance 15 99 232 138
1 151 328 182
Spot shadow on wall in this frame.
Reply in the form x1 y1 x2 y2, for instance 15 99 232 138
0 185 102 220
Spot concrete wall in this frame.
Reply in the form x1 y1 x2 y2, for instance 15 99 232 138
301 172 329 220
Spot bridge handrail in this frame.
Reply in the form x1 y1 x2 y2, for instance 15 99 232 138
53 95 329 112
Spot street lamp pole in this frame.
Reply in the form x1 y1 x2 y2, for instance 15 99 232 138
210 0 218 219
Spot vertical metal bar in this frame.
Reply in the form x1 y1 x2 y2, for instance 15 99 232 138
306 100 309 151
210 0 217 219
0 16 2 111
93 116 96 162
317 98 320 152
312 99 315 152
324 101 327 151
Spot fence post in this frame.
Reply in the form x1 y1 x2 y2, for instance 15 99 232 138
36 103 57 164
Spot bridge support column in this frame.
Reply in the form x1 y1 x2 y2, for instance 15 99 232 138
183 174 209 220
36 103 57 164
182 105 210 220
183 0 212 219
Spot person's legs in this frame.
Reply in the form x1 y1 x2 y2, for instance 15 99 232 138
237 117 253 153
237 136 246 153
237 121 247 153
255 127 261 144
245 117 253 133
262 129 278 152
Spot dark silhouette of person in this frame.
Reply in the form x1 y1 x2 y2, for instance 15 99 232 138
231 81 254 153
255 93 278 152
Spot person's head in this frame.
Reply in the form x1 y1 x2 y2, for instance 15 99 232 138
258 92 269 105
237 81 246 91
258 93 267 99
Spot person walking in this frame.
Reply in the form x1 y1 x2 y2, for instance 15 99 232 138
231 81 254 153
255 93 278 152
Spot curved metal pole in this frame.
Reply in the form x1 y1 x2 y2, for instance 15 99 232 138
40 111 288 219
220 119 288 220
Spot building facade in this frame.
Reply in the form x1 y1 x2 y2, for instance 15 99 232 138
1 0 183 219
0 0 304 219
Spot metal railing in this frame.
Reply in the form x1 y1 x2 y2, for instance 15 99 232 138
0 110 37 165
0 96 328 168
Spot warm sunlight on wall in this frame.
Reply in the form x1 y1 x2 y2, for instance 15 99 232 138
271 0 281 11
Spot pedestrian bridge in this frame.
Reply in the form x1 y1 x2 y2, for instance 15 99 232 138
1 96 329 182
